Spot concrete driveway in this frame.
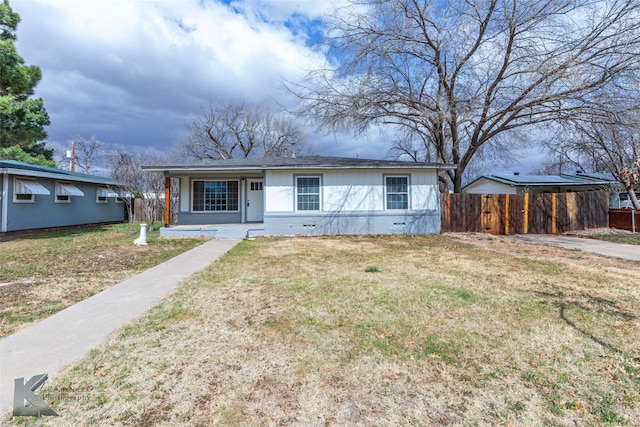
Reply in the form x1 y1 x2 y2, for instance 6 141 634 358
513 235 640 261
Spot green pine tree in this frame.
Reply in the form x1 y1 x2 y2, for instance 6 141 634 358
0 0 50 147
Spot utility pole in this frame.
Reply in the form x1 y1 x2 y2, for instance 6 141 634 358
66 142 75 171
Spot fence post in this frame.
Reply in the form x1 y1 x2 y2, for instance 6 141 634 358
552 193 557 234
505 194 510 235
523 193 529 234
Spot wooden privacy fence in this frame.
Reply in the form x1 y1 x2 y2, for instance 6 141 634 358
441 191 609 235
132 198 167 223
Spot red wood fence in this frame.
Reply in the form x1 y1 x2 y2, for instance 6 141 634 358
609 208 640 232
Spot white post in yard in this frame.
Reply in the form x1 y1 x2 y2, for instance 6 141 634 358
134 223 148 246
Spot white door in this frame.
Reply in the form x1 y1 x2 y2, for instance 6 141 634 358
246 179 264 222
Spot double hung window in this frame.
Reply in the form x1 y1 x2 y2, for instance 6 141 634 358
385 176 409 210
296 176 320 211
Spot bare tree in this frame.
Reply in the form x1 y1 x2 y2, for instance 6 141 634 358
176 99 306 161
291 0 640 192
68 135 103 174
108 147 170 233
551 108 640 208
108 147 139 233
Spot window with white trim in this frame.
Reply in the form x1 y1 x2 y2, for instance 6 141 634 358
192 180 239 211
96 186 118 203
296 176 321 211
56 181 83 203
14 193 34 203
385 176 409 210
13 177 49 203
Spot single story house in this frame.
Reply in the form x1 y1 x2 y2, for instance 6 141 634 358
1 160 126 233
143 156 455 238
463 172 614 194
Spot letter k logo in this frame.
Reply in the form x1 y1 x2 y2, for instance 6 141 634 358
13 374 58 417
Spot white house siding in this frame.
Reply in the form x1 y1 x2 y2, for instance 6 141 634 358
263 168 441 235
265 170 294 212
408 169 441 210
266 169 439 213
464 179 517 194
179 177 190 212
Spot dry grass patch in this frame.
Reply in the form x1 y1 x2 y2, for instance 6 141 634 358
0 224 203 337
4 234 640 426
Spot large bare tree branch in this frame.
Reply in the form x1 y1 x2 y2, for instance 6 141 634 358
290 0 640 192
176 99 306 161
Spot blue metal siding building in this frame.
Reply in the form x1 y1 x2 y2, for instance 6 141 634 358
1 161 125 233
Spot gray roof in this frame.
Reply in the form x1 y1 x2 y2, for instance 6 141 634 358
0 160 119 185
464 173 614 189
143 156 455 173
564 172 618 182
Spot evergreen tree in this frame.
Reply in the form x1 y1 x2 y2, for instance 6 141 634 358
0 0 49 147
0 145 56 167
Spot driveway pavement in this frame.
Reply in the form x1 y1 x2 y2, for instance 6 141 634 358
0 238 241 416
513 234 640 261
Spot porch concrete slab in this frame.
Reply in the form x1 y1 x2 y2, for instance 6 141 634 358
160 224 264 239
513 235 640 261
0 238 241 416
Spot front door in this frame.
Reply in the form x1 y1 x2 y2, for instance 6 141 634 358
246 179 264 222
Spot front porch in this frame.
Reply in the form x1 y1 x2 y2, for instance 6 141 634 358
160 223 265 239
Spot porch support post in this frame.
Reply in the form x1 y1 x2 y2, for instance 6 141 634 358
164 176 171 227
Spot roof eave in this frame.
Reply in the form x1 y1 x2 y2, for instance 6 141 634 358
143 163 457 173
1 167 120 186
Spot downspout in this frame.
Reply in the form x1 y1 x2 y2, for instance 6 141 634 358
1 170 8 232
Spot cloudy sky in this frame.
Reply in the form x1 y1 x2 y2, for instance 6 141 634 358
13 0 546 173
13 0 392 160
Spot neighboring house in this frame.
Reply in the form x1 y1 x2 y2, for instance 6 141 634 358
143 156 455 237
1 160 125 233
463 172 614 195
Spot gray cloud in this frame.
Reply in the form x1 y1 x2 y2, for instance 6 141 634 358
12 0 333 153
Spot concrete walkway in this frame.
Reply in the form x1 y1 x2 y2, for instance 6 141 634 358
513 234 640 261
0 238 241 415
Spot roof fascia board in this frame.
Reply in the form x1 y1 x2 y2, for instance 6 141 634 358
480 175 518 186
1 167 118 185
143 164 456 173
